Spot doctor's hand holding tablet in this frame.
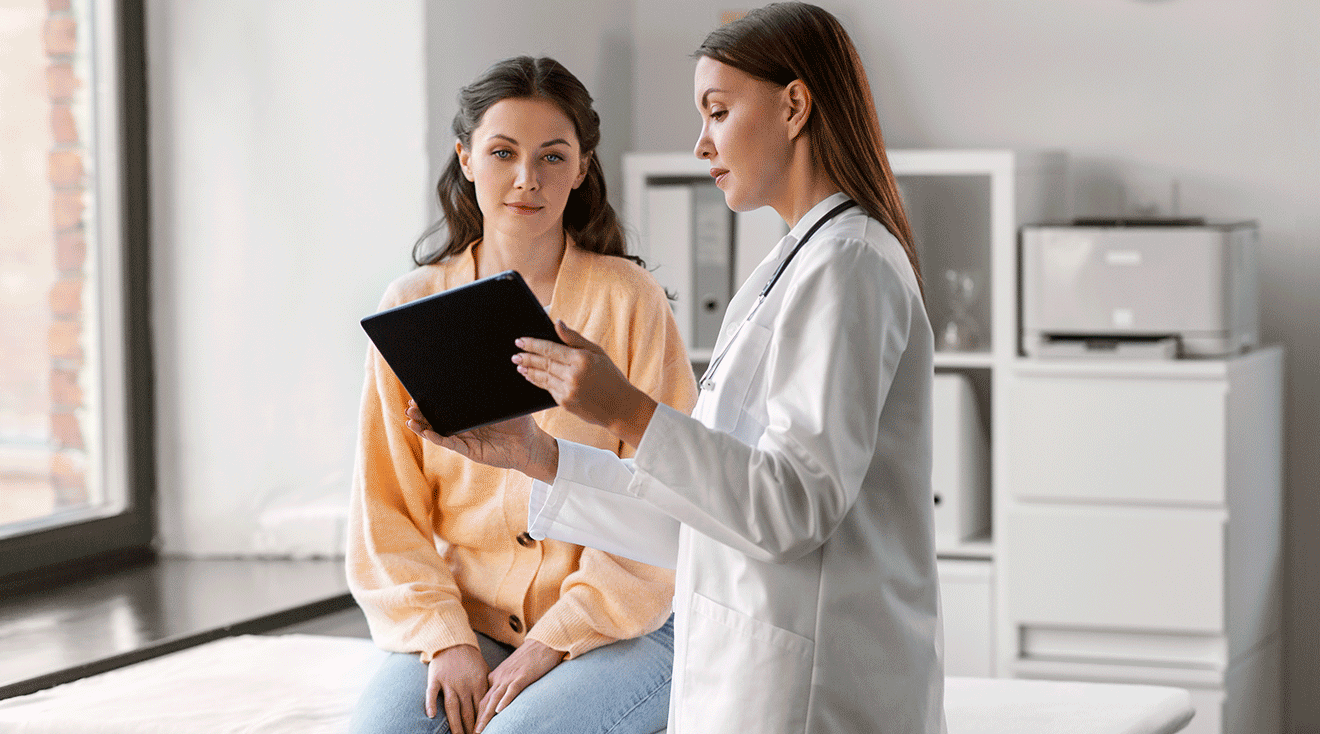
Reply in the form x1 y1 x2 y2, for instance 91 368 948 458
406 317 653 480
409 3 945 731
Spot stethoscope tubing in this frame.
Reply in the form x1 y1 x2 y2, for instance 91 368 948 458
698 199 858 391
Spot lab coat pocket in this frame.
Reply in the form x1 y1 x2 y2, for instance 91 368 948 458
708 321 771 435
680 592 813 732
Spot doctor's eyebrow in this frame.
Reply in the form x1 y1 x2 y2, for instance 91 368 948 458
487 134 572 149
699 89 727 108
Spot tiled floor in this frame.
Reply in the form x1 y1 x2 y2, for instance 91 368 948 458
0 557 357 699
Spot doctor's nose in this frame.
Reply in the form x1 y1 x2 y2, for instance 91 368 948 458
694 127 714 160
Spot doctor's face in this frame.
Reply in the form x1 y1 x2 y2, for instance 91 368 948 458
457 97 589 243
693 56 794 213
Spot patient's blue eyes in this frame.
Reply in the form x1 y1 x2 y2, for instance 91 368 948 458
490 150 566 163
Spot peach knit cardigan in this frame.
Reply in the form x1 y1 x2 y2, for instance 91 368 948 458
348 242 698 662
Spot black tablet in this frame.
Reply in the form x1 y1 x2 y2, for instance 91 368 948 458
360 270 564 436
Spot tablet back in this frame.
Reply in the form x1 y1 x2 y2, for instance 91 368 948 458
360 270 563 436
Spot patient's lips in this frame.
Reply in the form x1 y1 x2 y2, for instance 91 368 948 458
507 201 545 215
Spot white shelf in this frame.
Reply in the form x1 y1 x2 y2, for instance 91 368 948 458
1010 350 1274 380
936 536 994 560
934 351 995 369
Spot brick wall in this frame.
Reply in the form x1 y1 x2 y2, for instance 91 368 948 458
44 0 88 509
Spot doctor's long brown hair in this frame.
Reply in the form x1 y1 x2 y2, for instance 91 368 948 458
696 2 923 298
413 56 635 268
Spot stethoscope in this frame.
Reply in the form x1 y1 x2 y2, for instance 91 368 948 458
698 199 858 392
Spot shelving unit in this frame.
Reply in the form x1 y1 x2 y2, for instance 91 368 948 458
624 149 1068 679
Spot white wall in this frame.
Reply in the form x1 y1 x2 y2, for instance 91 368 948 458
632 1 1320 729
424 0 634 220
147 0 427 556
144 0 630 557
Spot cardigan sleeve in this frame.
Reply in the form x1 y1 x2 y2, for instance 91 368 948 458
345 288 480 663
524 268 698 658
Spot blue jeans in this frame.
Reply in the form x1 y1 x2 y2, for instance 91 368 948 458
349 616 673 734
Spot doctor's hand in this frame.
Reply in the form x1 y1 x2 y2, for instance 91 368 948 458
514 321 657 449
426 644 490 734
474 638 566 733
405 402 559 484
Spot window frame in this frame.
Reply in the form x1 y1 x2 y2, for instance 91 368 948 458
0 0 154 588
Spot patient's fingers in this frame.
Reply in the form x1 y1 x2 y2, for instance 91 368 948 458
475 683 503 733
442 686 468 734
425 670 440 719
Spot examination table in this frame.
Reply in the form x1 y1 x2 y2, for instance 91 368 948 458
0 634 1194 733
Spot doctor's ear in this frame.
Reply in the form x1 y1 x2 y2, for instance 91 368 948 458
784 79 813 140
456 140 475 182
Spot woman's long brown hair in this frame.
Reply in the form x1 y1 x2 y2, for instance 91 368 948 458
413 56 637 268
695 2 923 298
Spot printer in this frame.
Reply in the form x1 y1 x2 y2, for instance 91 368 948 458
1020 219 1259 359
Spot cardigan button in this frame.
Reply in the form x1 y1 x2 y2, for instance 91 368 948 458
509 615 523 633
516 531 536 548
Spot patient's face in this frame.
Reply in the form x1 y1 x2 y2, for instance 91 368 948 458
457 97 588 245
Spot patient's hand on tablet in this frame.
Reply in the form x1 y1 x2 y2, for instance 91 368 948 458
406 401 559 483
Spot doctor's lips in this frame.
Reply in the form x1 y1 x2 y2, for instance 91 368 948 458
709 167 729 185
506 201 545 215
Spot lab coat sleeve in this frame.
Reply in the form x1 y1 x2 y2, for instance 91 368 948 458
630 237 914 564
522 258 694 655
527 439 681 570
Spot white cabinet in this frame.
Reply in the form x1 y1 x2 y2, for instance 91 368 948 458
1000 348 1284 734
1008 374 1230 505
938 558 995 678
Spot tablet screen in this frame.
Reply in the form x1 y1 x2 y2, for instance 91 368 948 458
360 270 564 436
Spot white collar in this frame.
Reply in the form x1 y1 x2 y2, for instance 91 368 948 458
784 191 852 243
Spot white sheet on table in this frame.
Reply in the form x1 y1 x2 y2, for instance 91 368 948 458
945 676 1194 734
0 635 388 734
0 635 1195 734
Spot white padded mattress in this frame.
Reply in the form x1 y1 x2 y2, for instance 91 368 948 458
0 634 1193 733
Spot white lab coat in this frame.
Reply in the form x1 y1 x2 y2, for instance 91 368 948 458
528 193 945 733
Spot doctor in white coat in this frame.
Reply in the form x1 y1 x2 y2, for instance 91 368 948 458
407 3 944 732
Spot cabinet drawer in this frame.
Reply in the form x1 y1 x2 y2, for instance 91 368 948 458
1008 374 1227 504
938 559 994 677
1004 506 1225 633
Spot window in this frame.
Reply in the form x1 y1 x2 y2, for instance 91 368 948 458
0 0 152 583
